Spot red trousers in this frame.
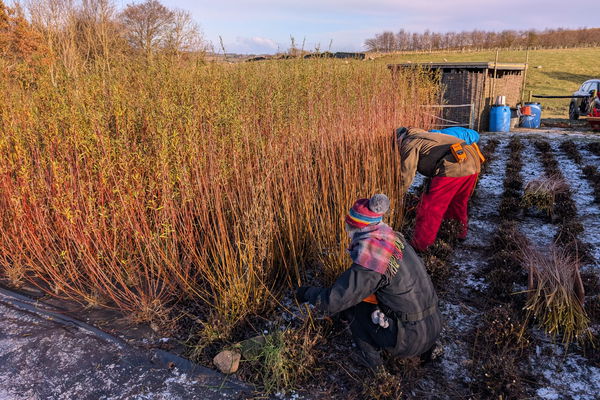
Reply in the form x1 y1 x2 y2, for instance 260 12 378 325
411 174 478 252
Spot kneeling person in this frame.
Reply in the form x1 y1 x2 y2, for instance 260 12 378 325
296 194 442 369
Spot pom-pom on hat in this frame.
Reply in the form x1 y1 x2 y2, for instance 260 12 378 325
345 194 390 228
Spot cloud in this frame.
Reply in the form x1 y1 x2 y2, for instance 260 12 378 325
224 36 280 54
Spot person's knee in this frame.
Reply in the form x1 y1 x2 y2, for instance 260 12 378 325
352 339 384 369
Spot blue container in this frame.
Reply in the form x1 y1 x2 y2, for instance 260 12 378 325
520 102 542 128
489 105 511 132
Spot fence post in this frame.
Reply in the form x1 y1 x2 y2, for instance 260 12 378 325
469 103 475 129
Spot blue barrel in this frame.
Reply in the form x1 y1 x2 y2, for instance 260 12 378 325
489 105 511 132
520 102 542 128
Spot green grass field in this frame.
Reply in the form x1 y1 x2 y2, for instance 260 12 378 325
378 47 600 117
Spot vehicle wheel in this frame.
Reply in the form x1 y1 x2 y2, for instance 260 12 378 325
569 102 579 120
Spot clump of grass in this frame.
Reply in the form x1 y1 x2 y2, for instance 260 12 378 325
482 137 500 154
491 221 527 252
422 254 451 290
582 165 600 185
479 138 500 174
498 196 521 220
484 222 530 304
587 142 600 157
360 366 404 400
504 174 523 191
240 322 322 394
522 246 591 345
534 140 552 154
582 165 600 203
522 175 569 216
418 220 464 291
486 251 526 302
497 137 524 220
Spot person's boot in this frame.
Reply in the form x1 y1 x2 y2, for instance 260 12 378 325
419 341 444 364
351 341 384 370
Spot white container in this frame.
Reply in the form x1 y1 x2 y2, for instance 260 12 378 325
495 95 506 106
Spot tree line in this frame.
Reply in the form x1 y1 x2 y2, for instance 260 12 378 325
364 28 600 52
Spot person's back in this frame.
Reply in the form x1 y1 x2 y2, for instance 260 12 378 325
295 194 442 368
399 128 480 194
376 241 436 309
429 127 480 145
396 126 483 252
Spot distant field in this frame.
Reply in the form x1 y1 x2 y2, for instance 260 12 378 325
378 47 600 117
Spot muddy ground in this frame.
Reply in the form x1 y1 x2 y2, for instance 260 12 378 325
1 127 599 399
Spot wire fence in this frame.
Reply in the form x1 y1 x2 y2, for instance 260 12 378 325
420 103 475 129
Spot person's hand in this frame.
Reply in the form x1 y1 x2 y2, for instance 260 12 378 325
295 286 310 303
370 309 390 328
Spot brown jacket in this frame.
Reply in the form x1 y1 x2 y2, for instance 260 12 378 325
399 127 481 194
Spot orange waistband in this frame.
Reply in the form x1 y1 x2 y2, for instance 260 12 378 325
362 294 378 304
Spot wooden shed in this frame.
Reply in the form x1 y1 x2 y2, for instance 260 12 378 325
389 62 527 131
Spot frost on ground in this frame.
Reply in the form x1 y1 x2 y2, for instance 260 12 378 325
0 294 248 400
531 337 600 400
514 132 600 399
555 142 600 267
421 137 508 394
437 302 478 386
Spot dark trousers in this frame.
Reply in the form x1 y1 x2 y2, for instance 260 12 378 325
345 302 443 368
345 302 398 368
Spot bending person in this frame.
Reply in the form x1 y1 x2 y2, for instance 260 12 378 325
396 127 483 252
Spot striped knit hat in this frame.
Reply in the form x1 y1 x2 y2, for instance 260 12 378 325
345 194 390 228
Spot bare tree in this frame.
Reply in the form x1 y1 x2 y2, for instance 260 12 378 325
26 0 79 79
396 29 409 51
164 8 203 53
76 0 122 70
119 0 174 56
364 31 396 52
120 0 203 57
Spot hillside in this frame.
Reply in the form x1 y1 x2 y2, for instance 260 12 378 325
378 47 600 117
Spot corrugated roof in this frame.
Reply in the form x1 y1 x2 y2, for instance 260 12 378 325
389 62 527 71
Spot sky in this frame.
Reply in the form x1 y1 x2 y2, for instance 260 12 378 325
130 1 597 54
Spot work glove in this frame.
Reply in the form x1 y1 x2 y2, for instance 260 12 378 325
295 286 310 304
371 309 390 329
